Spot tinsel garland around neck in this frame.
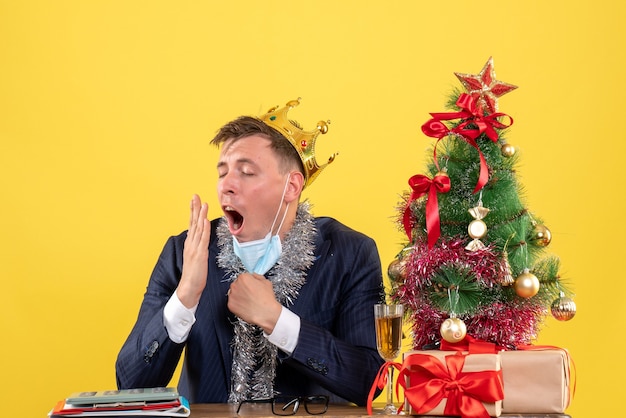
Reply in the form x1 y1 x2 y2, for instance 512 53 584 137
216 202 317 403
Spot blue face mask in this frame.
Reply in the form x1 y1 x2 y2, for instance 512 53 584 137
232 176 290 275
233 231 283 275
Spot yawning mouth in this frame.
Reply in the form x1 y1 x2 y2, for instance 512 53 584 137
223 206 244 234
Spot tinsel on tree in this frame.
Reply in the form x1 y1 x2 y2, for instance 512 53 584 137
390 57 576 350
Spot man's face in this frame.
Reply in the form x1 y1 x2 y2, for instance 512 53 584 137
217 134 289 243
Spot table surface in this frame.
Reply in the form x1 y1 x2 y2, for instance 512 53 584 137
188 403 572 417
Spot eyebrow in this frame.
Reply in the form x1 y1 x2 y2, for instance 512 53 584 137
216 157 258 170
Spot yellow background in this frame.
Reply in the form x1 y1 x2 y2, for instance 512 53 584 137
1 1 622 416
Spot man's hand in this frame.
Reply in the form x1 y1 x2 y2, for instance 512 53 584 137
177 194 211 308
227 273 282 334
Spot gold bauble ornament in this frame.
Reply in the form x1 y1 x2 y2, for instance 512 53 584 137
387 258 408 281
501 143 516 157
514 268 540 298
551 292 577 321
440 317 467 343
531 224 552 247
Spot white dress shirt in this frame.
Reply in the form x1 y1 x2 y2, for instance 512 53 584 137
163 292 300 354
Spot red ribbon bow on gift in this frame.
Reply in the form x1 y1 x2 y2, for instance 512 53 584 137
421 93 513 193
398 353 504 418
441 337 577 406
402 172 451 249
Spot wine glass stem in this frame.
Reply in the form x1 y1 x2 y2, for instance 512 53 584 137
386 365 394 408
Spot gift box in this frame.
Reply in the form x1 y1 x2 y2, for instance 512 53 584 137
500 348 571 414
400 350 503 417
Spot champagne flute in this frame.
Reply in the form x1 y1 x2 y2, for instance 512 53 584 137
374 304 404 414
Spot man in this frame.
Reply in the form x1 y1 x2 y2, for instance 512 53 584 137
116 99 385 406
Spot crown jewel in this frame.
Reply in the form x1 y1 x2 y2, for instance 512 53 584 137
259 98 337 188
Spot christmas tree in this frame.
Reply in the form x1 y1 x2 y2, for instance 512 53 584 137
390 57 576 350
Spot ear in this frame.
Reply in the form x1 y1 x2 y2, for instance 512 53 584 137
284 171 304 203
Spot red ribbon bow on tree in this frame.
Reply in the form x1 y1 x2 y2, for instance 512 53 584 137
398 352 504 418
403 172 451 249
421 93 513 193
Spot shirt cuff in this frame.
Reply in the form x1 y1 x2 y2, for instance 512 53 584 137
163 291 197 343
264 306 300 355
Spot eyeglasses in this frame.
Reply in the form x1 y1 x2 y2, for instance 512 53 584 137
236 395 329 416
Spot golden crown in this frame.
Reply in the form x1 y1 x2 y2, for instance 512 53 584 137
259 98 337 188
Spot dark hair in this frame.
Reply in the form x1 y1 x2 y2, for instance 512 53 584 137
210 116 304 175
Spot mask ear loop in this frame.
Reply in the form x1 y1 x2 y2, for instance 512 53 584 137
269 174 291 237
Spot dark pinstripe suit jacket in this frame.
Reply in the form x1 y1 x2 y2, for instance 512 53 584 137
116 216 385 406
